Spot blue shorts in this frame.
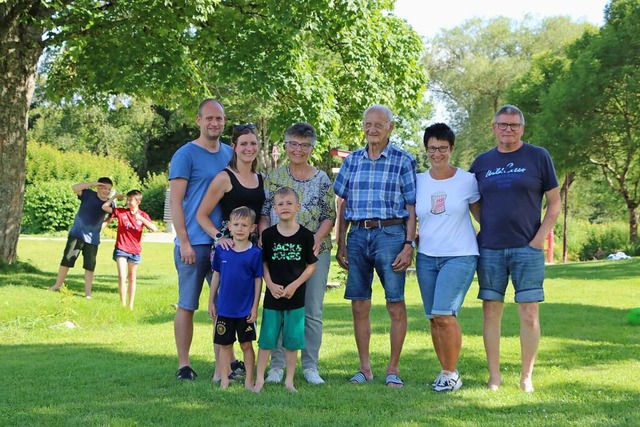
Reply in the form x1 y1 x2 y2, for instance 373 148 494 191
477 246 545 303
113 248 141 264
257 307 305 351
174 244 213 311
416 254 477 318
344 223 406 302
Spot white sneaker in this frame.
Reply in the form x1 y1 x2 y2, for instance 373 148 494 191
432 370 444 388
265 367 284 383
303 368 325 385
433 370 462 392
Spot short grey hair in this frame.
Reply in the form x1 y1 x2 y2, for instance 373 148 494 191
494 105 525 125
363 104 394 123
285 122 317 145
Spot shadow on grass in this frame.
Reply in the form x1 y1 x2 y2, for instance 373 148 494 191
0 260 164 297
2 342 638 426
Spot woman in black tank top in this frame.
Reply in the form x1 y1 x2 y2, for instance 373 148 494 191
196 124 265 247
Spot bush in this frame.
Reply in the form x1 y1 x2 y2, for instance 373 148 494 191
22 181 80 234
23 143 144 235
26 142 141 191
578 223 628 260
142 172 169 220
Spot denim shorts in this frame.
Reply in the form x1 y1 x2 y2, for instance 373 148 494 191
344 223 406 302
416 253 477 318
257 307 305 350
477 246 545 303
174 244 213 311
113 248 141 264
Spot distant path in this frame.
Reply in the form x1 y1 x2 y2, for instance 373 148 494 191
20 232 176 244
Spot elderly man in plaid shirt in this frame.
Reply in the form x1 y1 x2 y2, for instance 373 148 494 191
334 104 417 389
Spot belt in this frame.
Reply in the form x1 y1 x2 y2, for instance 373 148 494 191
350 218 405 229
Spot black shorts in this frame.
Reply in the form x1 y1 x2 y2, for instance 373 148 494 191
59 236 99 271
214 315 257 346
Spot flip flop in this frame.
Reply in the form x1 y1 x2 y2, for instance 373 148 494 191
385 373 404 388
348 371 371 384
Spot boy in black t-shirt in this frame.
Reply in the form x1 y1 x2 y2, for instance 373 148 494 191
253 187 317 393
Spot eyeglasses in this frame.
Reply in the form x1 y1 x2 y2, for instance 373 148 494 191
286 141 313 150
426 145 450 153
495 122 523 131
233 123 256 131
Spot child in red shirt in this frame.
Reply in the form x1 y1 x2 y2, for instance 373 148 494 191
102 190 157 309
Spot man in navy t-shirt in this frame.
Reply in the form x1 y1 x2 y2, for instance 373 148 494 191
470 105 561 393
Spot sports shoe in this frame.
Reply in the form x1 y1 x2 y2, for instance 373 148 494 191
230 359 246 377
433 370 462 392
432 370 445 388
177 366 197 381
265 367 284 383
303 368 325 385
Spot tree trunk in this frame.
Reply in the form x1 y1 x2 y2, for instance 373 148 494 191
627 204 638 244
0 3 45 264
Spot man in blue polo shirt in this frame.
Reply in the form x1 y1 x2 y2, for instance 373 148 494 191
334 104 417 389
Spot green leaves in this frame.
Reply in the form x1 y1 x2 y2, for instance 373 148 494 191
39 0 427 160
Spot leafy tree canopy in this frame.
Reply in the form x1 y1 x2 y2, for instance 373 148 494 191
424 15 592 167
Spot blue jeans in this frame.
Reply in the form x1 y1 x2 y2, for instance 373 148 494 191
416 253 477 318
174 244 212 310
477 246 545 303
344 223 406 302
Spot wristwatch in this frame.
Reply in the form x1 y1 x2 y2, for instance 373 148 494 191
404 240 416 249
214 232 224 245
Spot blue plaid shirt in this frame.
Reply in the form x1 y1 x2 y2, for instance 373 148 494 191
334 143 417 221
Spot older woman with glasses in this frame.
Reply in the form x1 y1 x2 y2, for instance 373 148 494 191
196 123 265 384
414 122 481 393
259 122 336 385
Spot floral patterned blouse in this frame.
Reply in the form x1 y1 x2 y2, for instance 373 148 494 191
261 165 336 254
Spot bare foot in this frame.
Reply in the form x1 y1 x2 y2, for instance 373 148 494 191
285 383 297 393
487 376 502 391
49 285 60 291
520 380 534 393
252 382 264 393
220 380 229 389
244 380 255 390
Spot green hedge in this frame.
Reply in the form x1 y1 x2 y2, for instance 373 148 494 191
26 142 141 191
141 171 168 220
22 143 146 234
22 181 80 234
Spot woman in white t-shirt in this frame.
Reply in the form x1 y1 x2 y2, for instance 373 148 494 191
415 123 480 393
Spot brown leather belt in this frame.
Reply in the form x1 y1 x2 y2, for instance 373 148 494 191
350 218 405 229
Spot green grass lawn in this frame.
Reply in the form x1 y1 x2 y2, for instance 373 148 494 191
1 236 639 426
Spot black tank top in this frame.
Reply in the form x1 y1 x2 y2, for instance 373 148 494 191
219 169 265 224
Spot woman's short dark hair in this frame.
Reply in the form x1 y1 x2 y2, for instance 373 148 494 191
423 123 455 148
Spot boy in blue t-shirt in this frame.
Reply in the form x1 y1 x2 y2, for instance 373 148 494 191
49 178 114 298
209 206 263 390
253 187 317 393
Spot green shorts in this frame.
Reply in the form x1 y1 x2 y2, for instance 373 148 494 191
257 307 305 351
